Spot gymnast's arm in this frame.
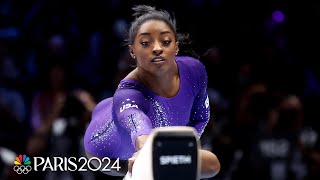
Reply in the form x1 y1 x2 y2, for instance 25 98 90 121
186 61 221 178
84 88 152 176
187 99 221 178
114 87 154 172
192 110 221 177
113 88 153 149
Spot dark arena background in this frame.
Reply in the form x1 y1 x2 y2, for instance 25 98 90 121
1 0 319 180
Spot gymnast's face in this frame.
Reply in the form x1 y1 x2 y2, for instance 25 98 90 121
129 20 179 74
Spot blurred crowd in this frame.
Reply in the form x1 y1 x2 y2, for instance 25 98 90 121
0 0 320 180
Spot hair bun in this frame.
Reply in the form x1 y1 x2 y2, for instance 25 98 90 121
132 5 157 18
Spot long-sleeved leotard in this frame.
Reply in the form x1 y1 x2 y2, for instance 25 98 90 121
84 56 210 160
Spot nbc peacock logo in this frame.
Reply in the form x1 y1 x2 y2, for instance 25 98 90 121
13 154 32 174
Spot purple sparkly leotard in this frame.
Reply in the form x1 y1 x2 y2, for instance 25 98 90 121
84 56 210 160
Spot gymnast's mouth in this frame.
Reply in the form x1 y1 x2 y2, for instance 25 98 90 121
151 57 165 62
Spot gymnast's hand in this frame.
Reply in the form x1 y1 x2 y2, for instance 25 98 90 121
128 150 140 174
128 134 149 174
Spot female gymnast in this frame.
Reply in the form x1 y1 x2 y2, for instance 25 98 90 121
84 5 220 179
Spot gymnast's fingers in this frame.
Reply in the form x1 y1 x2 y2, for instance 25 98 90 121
128 151 140 173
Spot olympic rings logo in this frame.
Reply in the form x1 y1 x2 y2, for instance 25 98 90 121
13 165 32 174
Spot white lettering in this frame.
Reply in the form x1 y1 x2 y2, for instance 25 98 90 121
88 157 101 171
64 157 67 171
53 157 64 171
68 157 77 171
159 155 192 165
110 158 121 171
33 157 45 171
32 157 121 172
78 157 87 171
120 103 138 112
42 157 54 171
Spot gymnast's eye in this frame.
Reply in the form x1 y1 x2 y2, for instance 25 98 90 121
141 42 150 46
163 40 171 46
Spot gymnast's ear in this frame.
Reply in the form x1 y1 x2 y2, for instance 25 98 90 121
129 45 136 59
175 42 179 55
